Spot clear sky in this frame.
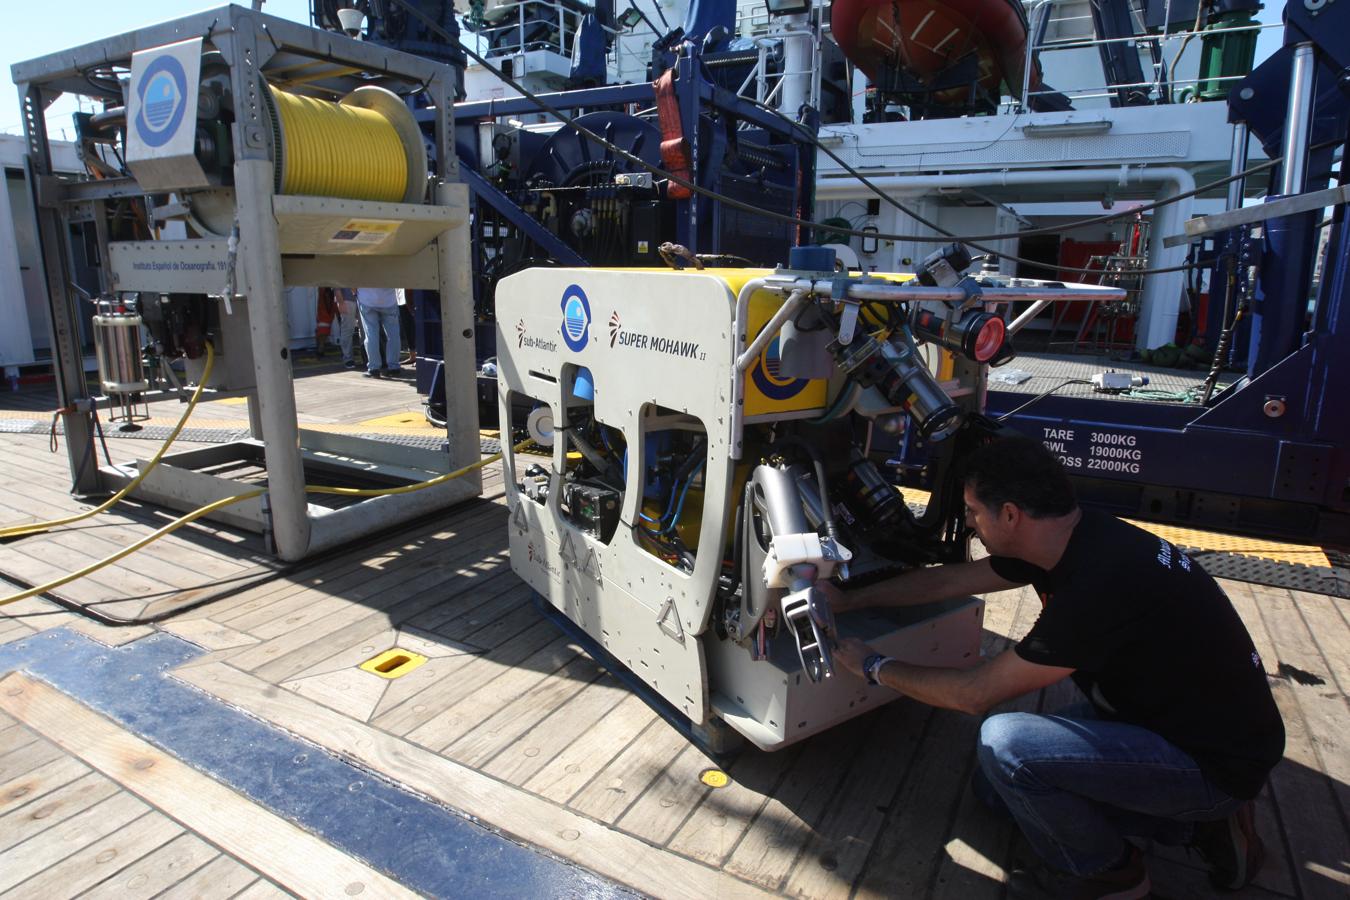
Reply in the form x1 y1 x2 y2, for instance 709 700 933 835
2 1 311 136
2 1 1290 138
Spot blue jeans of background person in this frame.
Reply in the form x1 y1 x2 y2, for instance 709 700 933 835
359 303 400 373
974 703 1242 875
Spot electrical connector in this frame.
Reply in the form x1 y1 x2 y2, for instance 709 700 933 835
1091 371 1148 392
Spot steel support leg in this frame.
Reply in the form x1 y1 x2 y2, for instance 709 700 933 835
235 159 311 560
436 181 483 480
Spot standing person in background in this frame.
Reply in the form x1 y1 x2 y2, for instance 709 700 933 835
398 289 417 366
356 286 403 378
315 287 337 359
334 286 359 369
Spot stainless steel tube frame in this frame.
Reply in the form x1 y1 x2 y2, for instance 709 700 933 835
777 278 1127 305
1228 122 1250 211
727 277 1125 459
235 159 311 560
1280 43 1316 198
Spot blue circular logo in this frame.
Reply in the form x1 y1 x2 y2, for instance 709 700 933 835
750 336 809 400
560 284 590 352
134 56 188 149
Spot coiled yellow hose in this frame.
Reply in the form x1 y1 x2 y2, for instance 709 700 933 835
271 87 408 202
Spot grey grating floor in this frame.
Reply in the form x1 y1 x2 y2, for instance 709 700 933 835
986 351 1221 405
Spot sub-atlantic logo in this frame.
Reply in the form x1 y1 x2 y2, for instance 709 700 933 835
609 311 621 348
134 55 189 149
516 318 557 353
561 284 591 352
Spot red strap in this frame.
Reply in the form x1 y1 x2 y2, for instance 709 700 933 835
653 69 693 200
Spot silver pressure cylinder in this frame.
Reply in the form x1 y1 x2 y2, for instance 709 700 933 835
92 312 148 394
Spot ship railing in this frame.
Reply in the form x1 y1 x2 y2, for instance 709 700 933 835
727 24 824 123
472 0 586 61
1016 0 1281 112
1022 72 1251 104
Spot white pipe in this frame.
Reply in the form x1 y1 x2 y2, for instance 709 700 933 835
816 166 1196 351
1009 299 1052 334
736 289 808 373
730 277 769 461
779 14 811 118
815 166 1195 198
1021 0 1054 113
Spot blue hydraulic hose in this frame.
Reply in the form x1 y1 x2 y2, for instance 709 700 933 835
655 457 705 536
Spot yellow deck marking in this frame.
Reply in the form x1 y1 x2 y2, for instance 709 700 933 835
1122 520 1330 568
899 487 1330 567
356 411 437 430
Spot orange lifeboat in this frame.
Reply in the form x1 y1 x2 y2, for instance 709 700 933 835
831 0 1046 113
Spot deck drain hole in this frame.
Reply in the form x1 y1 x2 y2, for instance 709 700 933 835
359 648 428 679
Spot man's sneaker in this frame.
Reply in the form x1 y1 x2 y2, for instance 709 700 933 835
343 359 355 369
363 370 381 379
1009 845 1149 900
1192 800 1264 890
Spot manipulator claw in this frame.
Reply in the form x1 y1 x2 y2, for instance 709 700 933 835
781 584 836 683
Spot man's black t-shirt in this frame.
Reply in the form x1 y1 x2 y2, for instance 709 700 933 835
989 510 1284 800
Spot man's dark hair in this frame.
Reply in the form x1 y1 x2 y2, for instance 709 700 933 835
962 435 1077 519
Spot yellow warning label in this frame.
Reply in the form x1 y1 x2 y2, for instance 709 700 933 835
330 218 400 246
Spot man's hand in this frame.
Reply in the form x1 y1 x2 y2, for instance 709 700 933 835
832 636 874 679
815 579 864 615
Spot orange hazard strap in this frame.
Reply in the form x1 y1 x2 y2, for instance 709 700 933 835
653 69 693 200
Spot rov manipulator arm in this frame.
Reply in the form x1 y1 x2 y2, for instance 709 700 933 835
730 245 1124 683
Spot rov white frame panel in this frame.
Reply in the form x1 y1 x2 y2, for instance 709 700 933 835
495 268 986 744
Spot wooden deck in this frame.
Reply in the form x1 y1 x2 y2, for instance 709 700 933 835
1 367 1347 898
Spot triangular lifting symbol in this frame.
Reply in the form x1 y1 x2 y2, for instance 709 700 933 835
559 532 578 566
581 547 602 582
657 597 685 644
511 502 529 532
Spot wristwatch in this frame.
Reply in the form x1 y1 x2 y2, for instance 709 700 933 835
862 653 895 686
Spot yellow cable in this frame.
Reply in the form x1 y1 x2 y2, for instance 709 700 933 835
0 440 535 607
271 87 407 201
305 440 532 497
0 489 265 608
0 343 217 540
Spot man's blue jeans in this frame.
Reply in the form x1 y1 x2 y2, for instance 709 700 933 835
975 703 1242 875
359 303 401 373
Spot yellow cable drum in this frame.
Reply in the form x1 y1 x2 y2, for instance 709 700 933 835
265 84 427 204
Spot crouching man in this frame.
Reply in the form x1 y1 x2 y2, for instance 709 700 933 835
824 436 1284 900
